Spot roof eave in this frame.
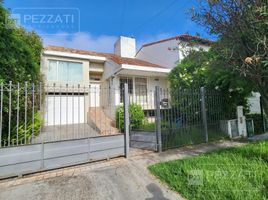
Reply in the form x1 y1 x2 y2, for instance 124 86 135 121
121 64 171 73
43 50 107 62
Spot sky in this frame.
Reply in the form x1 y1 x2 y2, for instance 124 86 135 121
4 0 214 53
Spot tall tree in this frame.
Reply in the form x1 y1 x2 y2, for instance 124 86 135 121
0 1 43 144
191 0 268 114
169 48 253 115
0 0 43 83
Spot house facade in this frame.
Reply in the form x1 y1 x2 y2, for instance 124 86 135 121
41 34 260 136
41 36 175 128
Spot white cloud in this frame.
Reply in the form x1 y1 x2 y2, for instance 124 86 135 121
42 32 118 53
41 32 174 53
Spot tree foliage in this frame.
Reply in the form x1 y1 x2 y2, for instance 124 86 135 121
116 103 145 132
0 1 43 83
169 47 254 114
0 1 43 145
191 0 268 114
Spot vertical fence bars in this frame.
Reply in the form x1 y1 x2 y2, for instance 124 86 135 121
158 87 231 150
32 83 35 142
0 83 2 147
24 82 27 145
200 87 208 143
0 82 233 150
0 82 125 149
16 83 20 145
8 81 12 146
39 82 42 143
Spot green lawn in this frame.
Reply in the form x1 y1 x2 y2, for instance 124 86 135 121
148 141 268 200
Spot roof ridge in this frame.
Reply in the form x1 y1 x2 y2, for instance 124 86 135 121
141 34 213 47
135 34 214 56
44 45 165 68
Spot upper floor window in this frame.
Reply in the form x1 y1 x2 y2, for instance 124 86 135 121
47 60 83 82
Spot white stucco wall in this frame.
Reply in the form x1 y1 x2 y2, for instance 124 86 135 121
136 40 180 69
248 92 261 114
136 39 210 69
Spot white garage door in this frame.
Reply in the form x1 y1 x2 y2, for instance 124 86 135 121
45 95 85 126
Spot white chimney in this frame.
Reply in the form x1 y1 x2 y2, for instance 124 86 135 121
114 36 136 58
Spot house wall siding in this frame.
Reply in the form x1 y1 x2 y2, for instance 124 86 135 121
136 39 210 69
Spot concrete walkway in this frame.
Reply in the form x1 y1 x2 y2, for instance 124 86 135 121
0 141 244 200
33 123 100 143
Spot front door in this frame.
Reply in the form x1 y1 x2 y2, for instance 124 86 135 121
90 84 100 107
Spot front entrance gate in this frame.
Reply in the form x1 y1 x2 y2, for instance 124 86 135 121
126 85 232 152
127 86 160 151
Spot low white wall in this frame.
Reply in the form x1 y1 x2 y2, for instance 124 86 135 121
0 135 125 179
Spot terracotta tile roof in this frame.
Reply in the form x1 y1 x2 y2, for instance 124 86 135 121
45 45 164 68
141 34 214 48
107 54 163 68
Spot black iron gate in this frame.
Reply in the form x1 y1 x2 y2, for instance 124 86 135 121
160 87 232 150
123 84 233 152
127 87 158 151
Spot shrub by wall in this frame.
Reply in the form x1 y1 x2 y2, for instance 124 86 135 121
116 103 145 132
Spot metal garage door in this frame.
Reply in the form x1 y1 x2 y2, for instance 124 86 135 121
45 95 85 125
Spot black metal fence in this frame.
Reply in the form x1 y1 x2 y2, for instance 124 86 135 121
127 87 158 151
0 82 122 148
125 85 235 151
160 87 233 150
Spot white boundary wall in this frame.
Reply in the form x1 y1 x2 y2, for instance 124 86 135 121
0 134 125 179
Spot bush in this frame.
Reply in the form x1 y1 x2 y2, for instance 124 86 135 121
0 2 43 145
116 103 145 132
16 112 43 143
246 113 268 135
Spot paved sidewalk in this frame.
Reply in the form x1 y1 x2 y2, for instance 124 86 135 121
0 141 244 200
248 133 268 141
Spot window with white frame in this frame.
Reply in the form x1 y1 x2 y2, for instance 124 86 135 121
135 77 147 102
119 77 148 103
119 77 133 102
47 60 83 82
